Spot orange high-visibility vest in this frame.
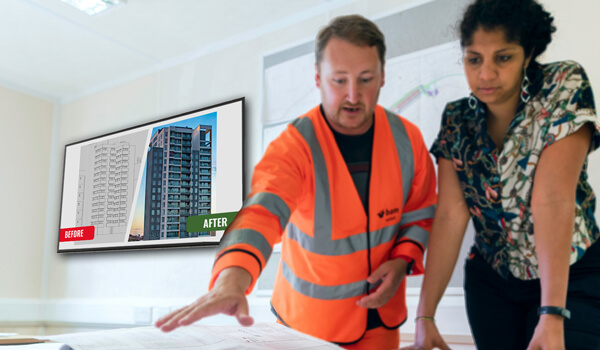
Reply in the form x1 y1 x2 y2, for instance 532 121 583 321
210 105 437 344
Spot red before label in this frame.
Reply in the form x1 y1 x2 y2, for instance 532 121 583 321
60 226 95 242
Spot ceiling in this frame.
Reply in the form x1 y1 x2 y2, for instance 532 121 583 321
0 0 371 103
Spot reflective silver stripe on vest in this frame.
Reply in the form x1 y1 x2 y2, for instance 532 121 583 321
287 221 400 256
281 259 377 300
290 117 333 237
385 109 414 206
243 192 291 231
399 205 436 227
397 225 429 247
396 205 435 248
219 228 273 264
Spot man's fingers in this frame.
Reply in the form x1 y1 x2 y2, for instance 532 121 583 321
366 263 389 283
155 268 252 332
187 296 253 327
356 291 374 307
356 288 385 308
158 295 218 331
357 297 383 309
358 275 397 308
158 305 197 332
180 297 233 326
237 314 255 327
155 305 187 328
233 297 254 326
154 314 170 328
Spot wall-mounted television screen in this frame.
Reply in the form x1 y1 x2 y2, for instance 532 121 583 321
57 98 244 253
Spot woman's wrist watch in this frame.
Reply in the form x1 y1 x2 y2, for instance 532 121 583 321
538 306 571 319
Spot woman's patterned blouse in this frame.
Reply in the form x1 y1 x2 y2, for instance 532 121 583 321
431 61 600 280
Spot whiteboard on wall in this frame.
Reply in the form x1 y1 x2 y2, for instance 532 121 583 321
257 0 475 293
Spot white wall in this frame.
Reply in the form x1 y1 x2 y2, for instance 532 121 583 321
0 85 54 299
541 0 600 189
1 0 599 337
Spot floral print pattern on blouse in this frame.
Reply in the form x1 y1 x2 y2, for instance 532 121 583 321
431 60 600 280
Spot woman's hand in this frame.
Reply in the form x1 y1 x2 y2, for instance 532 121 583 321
526 315 565 350
400 318 451 350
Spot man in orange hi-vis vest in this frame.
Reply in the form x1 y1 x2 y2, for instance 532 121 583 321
156 15 437 350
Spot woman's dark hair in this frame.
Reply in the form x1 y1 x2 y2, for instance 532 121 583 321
459 0 556 63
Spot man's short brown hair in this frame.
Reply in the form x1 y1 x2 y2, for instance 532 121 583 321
315 15 386 69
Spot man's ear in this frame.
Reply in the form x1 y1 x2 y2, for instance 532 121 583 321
381 67 385 88
315 64 321 88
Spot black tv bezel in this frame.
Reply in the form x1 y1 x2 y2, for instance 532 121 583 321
57 97 245 254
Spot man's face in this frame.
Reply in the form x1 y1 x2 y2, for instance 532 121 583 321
316 37 385 135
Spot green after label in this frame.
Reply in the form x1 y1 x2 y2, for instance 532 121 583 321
186 212 238 232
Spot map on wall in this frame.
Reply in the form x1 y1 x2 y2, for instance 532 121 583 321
262 40 470 151
378 41 469 147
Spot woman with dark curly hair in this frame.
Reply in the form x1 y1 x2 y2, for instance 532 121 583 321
403 0 600 349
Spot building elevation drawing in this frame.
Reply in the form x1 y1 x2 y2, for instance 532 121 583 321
76 130 147 245
143 124 214 240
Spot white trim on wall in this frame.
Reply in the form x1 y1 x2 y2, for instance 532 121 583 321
0 295 471 335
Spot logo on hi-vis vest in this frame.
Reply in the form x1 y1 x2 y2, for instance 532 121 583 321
378 208 399 221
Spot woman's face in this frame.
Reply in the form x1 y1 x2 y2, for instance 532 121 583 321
463 27 531 111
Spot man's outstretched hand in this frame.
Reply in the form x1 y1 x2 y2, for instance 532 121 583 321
155 267 254 332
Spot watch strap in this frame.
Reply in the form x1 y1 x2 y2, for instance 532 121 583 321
538 306 571 320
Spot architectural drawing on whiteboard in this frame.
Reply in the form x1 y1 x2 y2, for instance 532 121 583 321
264 53 319 127
76 131 147 244
378 41 470 148
262 41 470 151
